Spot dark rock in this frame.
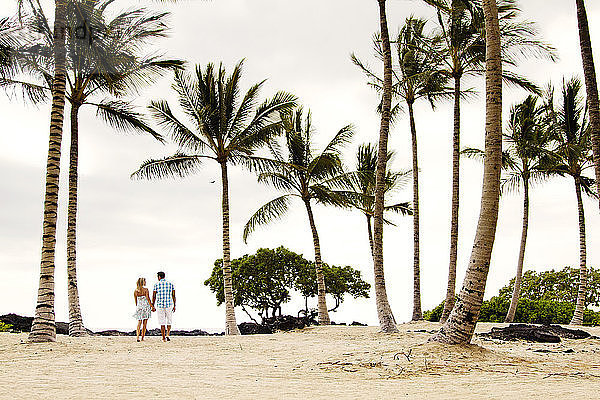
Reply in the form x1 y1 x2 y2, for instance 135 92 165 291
350 321 367 326
2 314 220 336
544 325 591 339
238 322 273 335
481 324 593 343
263 314 317 332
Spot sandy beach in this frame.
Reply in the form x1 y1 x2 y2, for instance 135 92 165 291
2 322 599 399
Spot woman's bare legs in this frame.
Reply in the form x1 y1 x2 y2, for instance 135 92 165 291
136 320 142 341
141 319 148 341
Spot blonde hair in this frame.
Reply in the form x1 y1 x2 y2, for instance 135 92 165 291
136 277 146 291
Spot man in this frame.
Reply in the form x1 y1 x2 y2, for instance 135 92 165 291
152 271 176 342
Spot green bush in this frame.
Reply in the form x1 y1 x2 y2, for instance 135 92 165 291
423 301 444 322
424 297 600 326
0 322 12 332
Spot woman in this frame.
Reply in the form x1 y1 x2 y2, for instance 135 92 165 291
133 277 154 341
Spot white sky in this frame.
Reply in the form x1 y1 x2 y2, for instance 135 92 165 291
1 0 599 332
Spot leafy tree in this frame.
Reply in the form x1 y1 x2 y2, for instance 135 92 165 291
497 267 600 307
242 108 354 325
294 262 370 314
204 247 370 322
133 61 296 335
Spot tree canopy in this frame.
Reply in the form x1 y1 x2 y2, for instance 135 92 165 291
204 247 370 322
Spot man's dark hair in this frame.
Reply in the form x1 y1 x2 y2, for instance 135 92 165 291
157 271 165 279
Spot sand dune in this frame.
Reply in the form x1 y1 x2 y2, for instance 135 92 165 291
2 322 599 399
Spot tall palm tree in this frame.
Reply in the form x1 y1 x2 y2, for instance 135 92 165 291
243 108 354 325
372 0 397 333
27 0 69 343
348 144 412 258
353 18 449 321
431 0 503 344
575 0 600 209
132 61 296 335
422 0 556 323
547 78 597 325
464 95 555 323
13 0 178 336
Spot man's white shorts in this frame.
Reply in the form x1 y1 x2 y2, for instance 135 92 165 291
157 307 173 325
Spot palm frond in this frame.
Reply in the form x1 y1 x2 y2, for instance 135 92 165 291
243 194 294 243
93 100 164 143
131 153 210 180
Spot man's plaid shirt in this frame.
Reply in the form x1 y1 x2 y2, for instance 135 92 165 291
153 279 174 308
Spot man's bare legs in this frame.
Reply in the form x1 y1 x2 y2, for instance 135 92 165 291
141 319 148 341
166 325 171 341
160 325 166 341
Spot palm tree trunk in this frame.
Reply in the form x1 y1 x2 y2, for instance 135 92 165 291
431 0 502 344
219 161 240 335
575 0 600 209
366 214 374 258
67 104 86 337
407 100 422 321
441 76 462 324
505 176 529 323
570 175 588 325
372 0 398 334
29 0 68 343
303 199 330 325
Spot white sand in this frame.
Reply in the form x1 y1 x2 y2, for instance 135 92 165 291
2 322 599 399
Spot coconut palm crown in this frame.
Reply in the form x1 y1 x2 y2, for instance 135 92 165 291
132 60 297 334
243 107 355 325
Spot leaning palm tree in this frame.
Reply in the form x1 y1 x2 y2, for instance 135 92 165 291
431 0 503 344
372 0 398 333
574 0 600 209
547 78 597 325
353 18 449 321
13 0 179 336
132 61 296 335
464 95 555 323
422 0 556 323
243 108 354 325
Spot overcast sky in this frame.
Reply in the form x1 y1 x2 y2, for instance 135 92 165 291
1 0 599 332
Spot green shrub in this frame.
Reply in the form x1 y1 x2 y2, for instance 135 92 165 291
0 322 12 332
424 301 444 322
423 297 600 326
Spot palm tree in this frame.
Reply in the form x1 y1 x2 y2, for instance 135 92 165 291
372 0 397 333
547 78 597 325
0 17 23 81
27 0 69 343
422 0 556 323
14 0 178 336
353 18 449 321
464 95 555 323
430 0 503 344
132 61 296 335
243 108 354 325
348 144 412 258
575 0 600 209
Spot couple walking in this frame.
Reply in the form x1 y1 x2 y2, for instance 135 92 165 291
133 271 176 342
